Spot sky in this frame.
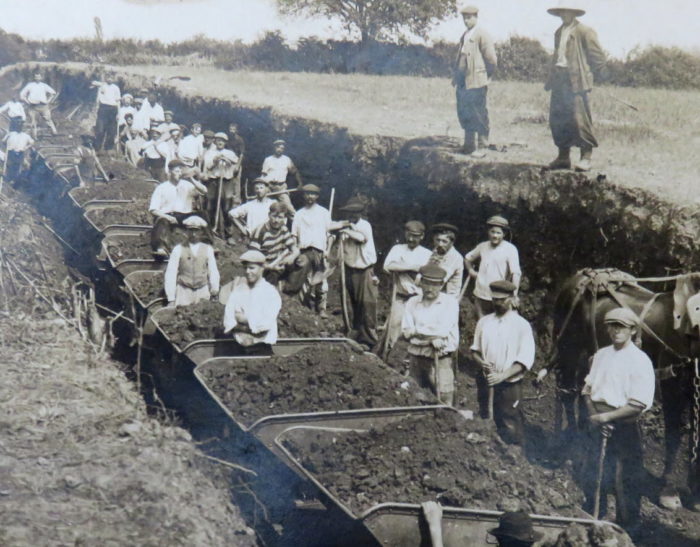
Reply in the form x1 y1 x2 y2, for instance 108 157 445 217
0 0 699 59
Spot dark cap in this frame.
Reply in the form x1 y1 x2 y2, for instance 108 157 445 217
269 201 286 214
487 215 509 229
419 264 447 283
301 184 321 194
253 177 270 186
431 223 459 236
203 129 215 137
490 280 517 297
404 220 426 234
168 159 185 170
339 197 365 213
489 511 543 543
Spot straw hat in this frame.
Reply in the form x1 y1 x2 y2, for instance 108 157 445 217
547 2 585 17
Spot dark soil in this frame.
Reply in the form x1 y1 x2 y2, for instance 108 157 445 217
128 272 165 305
105 231 154 262
278 292 345 338
70 179 155 205
283 409 584 517
156 300 225 348
200 342 436 427
86 203 152 229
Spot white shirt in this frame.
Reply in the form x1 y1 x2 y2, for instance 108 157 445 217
140 139 161 160
402 293 459 357
292 203 331 252
261 154 294 183
383 244 432 297
556 23 575 68
583 343 655 411
117 105 137 126
471 310 535 382
466 240 522 300
5 132 34 152
20 82 56 105
158 141 178 172
223 277 281 345
149 179 200 215
0 101 26 119
177 134 204 165
229 198 273 233
164 243 220 302
203 148 238 179
342 218 376 269
429 247 464 296
95 82 121 106
134 100 165 132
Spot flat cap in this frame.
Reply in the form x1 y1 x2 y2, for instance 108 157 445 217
460 5 479 15
183 215 208 228
431 223 459 235
164 109 174 115
168 159 185 169
273 139 286 146
239 249 266 265
419 264 447 283
169 127 181 134
604 307 639 328
404 220 426 233
269 201 286 214
203 129 215 137
339 197 365 213
214 131 228 141
487 215 510 228
300 183 321 194
490 280 517 297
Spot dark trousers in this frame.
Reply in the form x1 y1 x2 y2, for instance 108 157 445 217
584 421 645 526
6 150 24 183
549 68 598 150
9 116 24 132
456 85 490 137
144 157 166 181
204 177 234 235
150 212 197 252
476 379 525 445
95 104 118 151
345 265 378 347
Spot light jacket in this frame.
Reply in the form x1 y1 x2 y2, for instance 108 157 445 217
453 26 497 90
546 21 607 93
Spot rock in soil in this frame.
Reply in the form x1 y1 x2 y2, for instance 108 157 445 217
283 409 585 517
199 342 436 427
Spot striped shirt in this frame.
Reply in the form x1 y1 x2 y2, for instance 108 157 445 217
251 221 296 265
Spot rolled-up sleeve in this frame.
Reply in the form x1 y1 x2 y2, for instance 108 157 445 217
627 354 655 411
514 321 536 370
508 245 522 277
148 186 162 214
401 297 417 340
470 318 484 353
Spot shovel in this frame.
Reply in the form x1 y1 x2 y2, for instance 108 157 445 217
593 425 613 519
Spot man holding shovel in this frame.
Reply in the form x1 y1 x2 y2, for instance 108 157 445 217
581 307 654 528
470 281 535 445
401 264 459 405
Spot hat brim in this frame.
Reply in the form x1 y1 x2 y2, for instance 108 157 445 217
604 319 637 328
489 528 544 542
339 205 364 213
547 8 585 16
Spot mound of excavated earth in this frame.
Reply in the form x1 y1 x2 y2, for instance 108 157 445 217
86 203 152 229
284 409 584 516
199 342 436 426
70 179 155 205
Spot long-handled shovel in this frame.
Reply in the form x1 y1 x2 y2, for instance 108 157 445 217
434 352 443 405
338 236 351 333
214 175 224 236
593 425 613 519
377 278 397 360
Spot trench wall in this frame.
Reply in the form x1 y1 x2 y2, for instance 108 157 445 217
12 63 700 325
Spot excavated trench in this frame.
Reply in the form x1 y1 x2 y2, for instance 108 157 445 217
6 63 700 546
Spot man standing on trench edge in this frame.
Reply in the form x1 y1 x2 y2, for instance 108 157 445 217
581 307 655 530
470 281 535 445
223 249 281 356
453 5 497 158
545 2 608 172
401 264 459 405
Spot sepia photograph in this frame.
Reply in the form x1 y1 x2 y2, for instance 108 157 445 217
0 0 699 545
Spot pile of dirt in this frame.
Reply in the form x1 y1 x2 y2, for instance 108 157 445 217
544 522 635 547
200 342 436 427
155 300 225 347
212 239 246 285
128 271 164 305
0 316 255 547
69 179 155 205
283 409 584 517
104 231 154 262
278 292 346 337
86 203 152 229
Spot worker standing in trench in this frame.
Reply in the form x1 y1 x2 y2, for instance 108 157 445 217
401 264 459 405
428 223 464 297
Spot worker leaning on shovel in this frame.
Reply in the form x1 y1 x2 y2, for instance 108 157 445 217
581 307 654 529
401 264 459 406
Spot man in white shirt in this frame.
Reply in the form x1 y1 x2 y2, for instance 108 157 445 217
0 95 27 132
261 139 302 218
229 178 273 239
133 90 164 133
202 132 239 238
91 73 121 152
224 249 281 355
117 93 137 129
157 110 179 137
177 123 204 169
382 220 433 354
428 223 463 297
465 215 522 317
3 129 34 185
20 72 58 138
402 264 459 405
148 159 207 257
139 127 166 180
164 216 220 307
581 307 655 527
338 197 378 348
471 280 535 445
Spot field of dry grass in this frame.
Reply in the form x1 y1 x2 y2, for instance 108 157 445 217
115 64 700 205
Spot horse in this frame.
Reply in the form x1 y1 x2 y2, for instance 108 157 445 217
542 268 700 511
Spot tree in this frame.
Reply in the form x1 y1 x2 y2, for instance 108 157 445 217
276 0 457 45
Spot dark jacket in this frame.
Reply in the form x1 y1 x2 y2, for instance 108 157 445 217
546 21 608 93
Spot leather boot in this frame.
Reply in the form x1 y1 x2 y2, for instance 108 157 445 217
548 147 571 170
575 147 593 172
462 131 475 154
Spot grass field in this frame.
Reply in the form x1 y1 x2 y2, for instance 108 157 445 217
115 64 700 204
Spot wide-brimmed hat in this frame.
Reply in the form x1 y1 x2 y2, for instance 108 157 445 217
489 511 544 543
419 264 446 283
239 250 266 265
547 2 585 16
604 307 639 328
